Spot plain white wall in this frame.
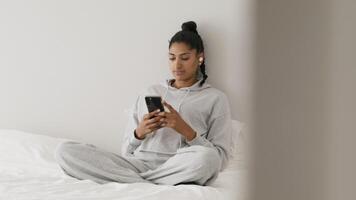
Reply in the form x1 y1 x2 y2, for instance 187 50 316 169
0 0 253 153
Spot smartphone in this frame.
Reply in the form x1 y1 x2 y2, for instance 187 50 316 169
145 96 164 113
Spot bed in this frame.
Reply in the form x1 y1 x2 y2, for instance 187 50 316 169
0 120 246 200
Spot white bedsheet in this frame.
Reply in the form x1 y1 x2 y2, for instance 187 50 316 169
0 129 246 200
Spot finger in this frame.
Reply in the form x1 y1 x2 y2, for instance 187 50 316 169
161 112 173 121
149 109 161 117
157 112 166 117
147 116 160 124
158 115 170 126
144 109 161 120
161 122 172 128
148 120 161 127
143 113 152 120
159 122 167 128
162 102 177 113
147 122 161 130
159 118 166 123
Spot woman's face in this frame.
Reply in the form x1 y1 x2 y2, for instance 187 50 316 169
169 42 203 82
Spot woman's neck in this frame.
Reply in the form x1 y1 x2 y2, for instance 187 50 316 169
172 78 198 89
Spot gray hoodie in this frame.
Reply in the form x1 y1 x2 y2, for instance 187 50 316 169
121 79 233 171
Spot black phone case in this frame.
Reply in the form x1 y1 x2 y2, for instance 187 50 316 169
145 96 164 113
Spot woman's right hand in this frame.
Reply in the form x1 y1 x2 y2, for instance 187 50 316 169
134 109 163 140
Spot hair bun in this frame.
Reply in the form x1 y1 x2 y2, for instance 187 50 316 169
181 21 198 34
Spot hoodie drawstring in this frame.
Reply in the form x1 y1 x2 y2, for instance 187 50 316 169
177 88 190 113
162 86 169 103
161 81 195 150
177 89 190 149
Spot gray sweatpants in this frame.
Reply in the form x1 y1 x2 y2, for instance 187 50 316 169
54 141 221 186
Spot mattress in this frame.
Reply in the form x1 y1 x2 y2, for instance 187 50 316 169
0 129 247 200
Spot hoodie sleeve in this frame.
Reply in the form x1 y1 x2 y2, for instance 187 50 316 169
121 95 144 157
185 94 233 171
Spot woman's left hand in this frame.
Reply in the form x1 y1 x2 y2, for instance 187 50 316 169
158 101 197 141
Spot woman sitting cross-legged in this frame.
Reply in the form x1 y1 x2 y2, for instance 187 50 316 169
55 21 233 186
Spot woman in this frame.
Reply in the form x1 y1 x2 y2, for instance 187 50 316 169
55 21 233 186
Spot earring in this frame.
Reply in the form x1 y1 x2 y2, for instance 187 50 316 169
198 57 203 65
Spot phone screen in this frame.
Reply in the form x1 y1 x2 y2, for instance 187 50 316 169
145 96 164 113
